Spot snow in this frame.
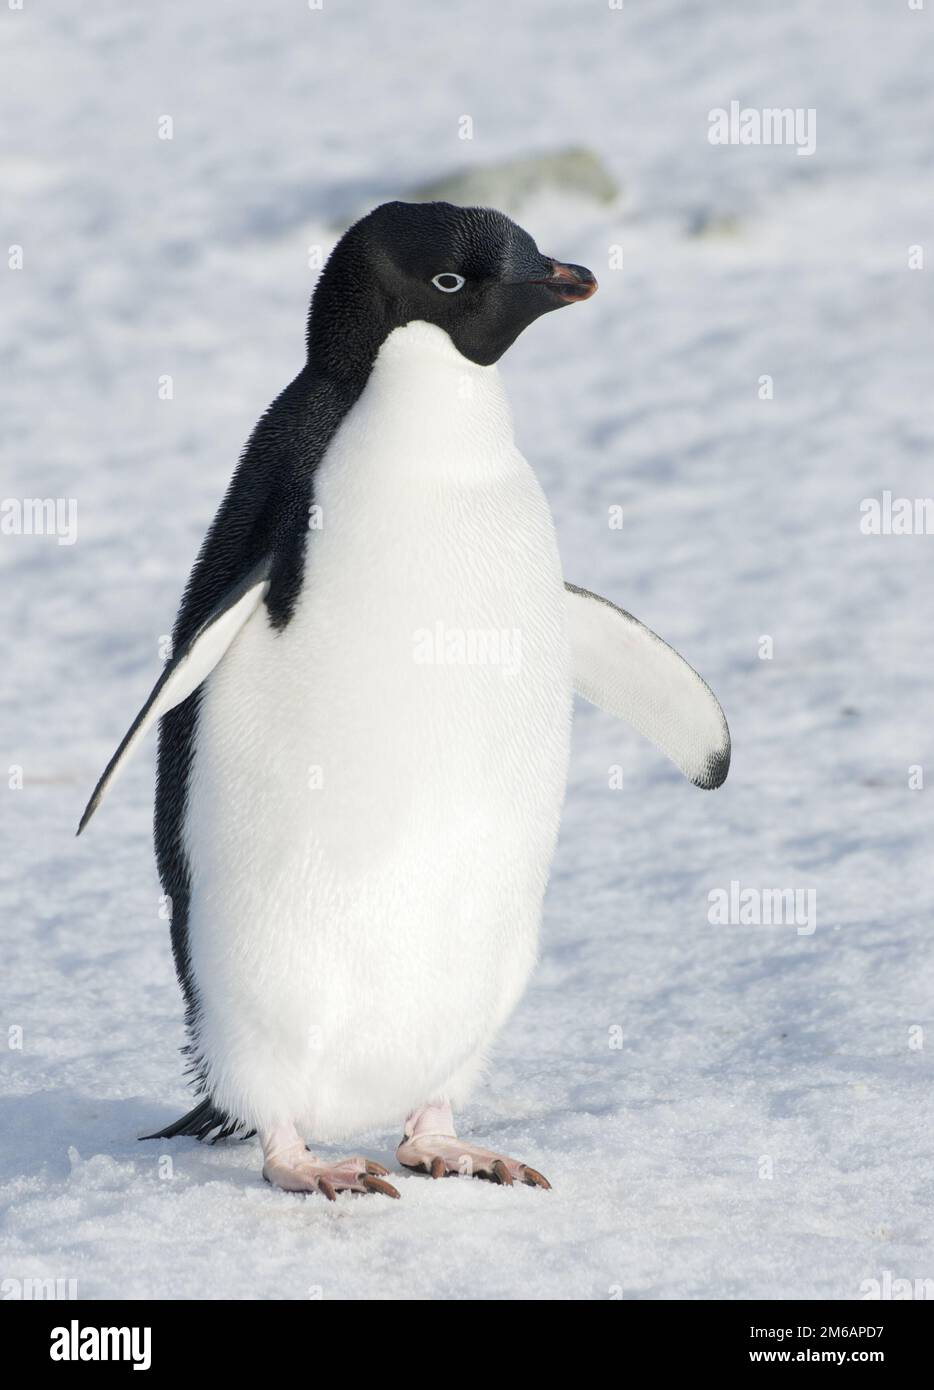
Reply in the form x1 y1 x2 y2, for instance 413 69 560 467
2 0 933 1300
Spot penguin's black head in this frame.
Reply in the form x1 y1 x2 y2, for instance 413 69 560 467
307 201 597 375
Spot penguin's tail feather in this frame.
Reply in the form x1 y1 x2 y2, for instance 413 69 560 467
140 1097 256 1144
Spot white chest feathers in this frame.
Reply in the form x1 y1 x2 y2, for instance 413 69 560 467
184 321 573 1137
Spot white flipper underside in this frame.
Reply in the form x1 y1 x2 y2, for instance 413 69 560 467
77 566 270 833
565 582 730 788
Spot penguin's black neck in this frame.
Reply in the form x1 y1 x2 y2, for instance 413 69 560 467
305 229 393 398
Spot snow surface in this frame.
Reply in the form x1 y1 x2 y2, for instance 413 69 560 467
2 0 933 1301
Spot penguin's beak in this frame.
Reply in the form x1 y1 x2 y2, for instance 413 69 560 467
532 258 598 303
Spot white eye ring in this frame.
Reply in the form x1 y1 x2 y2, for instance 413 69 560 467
431 272 466 293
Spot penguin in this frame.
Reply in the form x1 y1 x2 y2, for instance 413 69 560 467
79 201 730 1199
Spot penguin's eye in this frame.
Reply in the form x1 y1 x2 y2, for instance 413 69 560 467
431 273 466 293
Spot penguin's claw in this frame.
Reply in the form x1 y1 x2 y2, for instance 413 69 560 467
262 1152 400 1199
396 1135 551 1190
517 1166 550 1189
361 1174 402 1198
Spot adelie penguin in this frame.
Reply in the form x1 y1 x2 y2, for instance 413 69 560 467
79 201 730 1198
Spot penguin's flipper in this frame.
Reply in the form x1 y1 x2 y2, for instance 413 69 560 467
565 582 730 789
77 562 270 834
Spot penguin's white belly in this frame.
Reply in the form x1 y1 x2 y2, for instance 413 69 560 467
184 323 571 1139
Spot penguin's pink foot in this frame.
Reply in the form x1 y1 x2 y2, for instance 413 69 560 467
261 1125 399 1200
397 1101 551 1189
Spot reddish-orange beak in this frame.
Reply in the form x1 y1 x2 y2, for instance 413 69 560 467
533 258 598 303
